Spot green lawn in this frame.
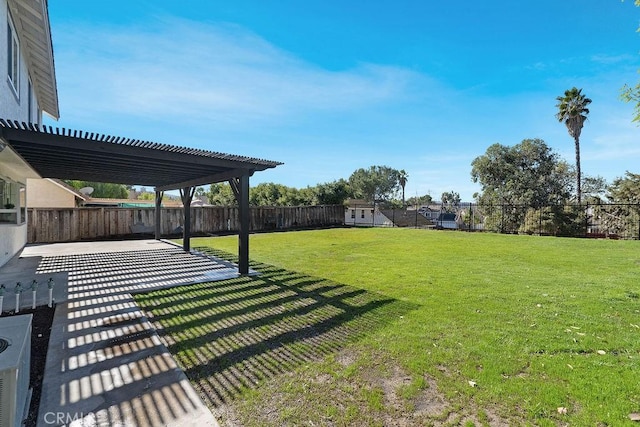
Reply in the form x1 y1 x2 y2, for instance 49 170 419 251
135 228 640 426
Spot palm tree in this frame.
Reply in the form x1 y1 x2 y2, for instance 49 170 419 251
398 170 408 208
555 87 591 204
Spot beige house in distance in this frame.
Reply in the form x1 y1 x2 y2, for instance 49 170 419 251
26 178 86 208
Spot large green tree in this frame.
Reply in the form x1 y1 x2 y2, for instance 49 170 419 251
348 165 401 205
207 183 237 206
621 83 640 123
207 180 349 207
249 183 315 206
440 191 461 212
313 179 351 205
607 171 640 204
65 180 128 199
581 175 608 203
471 139 572 231
621 0 640 123
556 87 591 204
600 171 640 237
471 139 571 206
406 194 433 207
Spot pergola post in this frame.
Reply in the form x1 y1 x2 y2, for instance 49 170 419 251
180 186 195 252
154 190 163 240
238 174 250 274
229 174 251 275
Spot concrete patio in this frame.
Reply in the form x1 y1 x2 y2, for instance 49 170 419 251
0 239 244 427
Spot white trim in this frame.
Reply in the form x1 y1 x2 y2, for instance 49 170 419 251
27 77 33 123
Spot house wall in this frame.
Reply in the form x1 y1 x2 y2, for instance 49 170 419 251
0 0 43 266
0 0 39 124
27 178 77 208
0 222 26 266
436 220 458 229
344 207 393 227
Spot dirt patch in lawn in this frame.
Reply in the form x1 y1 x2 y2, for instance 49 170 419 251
221 346 513 426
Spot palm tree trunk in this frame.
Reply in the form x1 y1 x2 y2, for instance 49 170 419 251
575 136 581 204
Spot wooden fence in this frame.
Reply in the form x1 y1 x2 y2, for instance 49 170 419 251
27 205 345 243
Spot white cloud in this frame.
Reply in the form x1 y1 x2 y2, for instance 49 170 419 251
590 53 637 65
54 18 418 127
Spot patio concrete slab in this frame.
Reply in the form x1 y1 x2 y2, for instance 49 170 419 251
0 239 242 427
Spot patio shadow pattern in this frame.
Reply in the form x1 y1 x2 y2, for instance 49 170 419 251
135 247 417 416
36 242 227 426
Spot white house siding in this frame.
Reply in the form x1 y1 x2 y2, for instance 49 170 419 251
0 0 40 124
0 0 45 266
0 221 26 266
345 207 393 227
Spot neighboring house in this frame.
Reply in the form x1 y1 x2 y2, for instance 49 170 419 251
379 208 434 228
418 205 441 221
191 195 211 207
433 212 459 229
26 178 86 207
344 199 393 227
433 207 484 230
27 179 194 208
0 0 58 266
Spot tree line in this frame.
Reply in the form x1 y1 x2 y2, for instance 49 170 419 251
65 167 426 208
207 166 422 207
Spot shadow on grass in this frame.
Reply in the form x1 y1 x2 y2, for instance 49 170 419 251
135 247 417 409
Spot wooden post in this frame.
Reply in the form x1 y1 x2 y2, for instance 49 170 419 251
180 187 195 252
154 190 163 240
238 174 250 275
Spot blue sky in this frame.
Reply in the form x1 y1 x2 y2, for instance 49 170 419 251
46 1 640 200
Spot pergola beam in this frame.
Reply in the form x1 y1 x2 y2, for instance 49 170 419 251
154 168 254 192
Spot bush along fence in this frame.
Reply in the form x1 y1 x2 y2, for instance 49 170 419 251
27 205 345 243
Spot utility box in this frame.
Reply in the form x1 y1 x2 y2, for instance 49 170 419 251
0 314 32 427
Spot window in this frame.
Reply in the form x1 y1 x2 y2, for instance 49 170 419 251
0 178 19 224
361 209 365 219
7 14 19 95
350 209 355 219
19 186 25 224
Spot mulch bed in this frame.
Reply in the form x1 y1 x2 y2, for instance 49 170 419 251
1 305 56 427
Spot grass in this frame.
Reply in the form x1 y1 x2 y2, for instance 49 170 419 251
135 228 640 426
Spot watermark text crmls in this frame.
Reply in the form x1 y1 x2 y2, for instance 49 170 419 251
43 411 85 425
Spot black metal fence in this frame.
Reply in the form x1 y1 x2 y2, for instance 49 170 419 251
354 203 640 240
475 203 640 239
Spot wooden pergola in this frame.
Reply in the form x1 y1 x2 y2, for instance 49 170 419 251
0 119 282 274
